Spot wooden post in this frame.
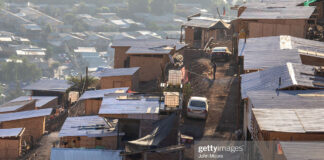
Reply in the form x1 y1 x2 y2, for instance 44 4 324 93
143 152 147 160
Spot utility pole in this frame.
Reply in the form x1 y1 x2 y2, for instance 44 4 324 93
85 66 88 91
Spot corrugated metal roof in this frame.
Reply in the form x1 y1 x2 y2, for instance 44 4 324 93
182 18 231 29
241 1 307 8
247 90 324 109
50 148 122 160
239 6 315 19
241 63 324 99
239 36 324 70
79 88 129 100
0 108 52 122
0 100 35 113
0 128 24 138
253 108 324 133
23 79 72 92
93 67 139 77
99 94 161 118
280 142 324 160
112 39 186 55
59 116 121 137
9 96 58 108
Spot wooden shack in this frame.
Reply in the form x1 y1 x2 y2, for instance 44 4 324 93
112 39 185 82
181 16 231 48
237 3 316 39
9 96 58 109
94 67 139 90
0 128 25 160
99 93 160 140
59 116 123 149
250 108 324 160
0 108 52 145
0 100 36 114
299 49 324 66
22 79 72 107
79 88 129 115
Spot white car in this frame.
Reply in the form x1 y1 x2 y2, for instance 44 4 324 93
186 96 208 119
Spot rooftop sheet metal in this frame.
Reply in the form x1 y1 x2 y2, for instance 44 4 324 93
253 108 324 133
59 116 120 137
0 108 52 122
0 100 34 113
241 62 324 99
94 67 139 77
79 88 129 100
9 96 58 108
241 1 306 8
239 6 315 19
182 18 230 29
239 36 324 70
23 79 72 92
112 39 186 55
247 90 324 109
0 128 24 138
99 94 161 116
50 148 122 160
280 142 324 160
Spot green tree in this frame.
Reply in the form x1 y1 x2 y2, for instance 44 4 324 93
0 58 42 83
150 0 175 15
68 75 98 95
128 0 149 13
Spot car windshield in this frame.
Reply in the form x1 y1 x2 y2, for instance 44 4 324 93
190 100 206 108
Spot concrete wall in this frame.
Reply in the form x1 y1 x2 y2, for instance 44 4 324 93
60 136 118 149
0 138 21 160
0 117 45 144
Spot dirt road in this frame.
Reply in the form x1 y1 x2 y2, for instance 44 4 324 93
22 132 60 160
180 49 242 159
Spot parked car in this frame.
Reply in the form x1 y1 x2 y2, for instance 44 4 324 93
210 47 232 62
186 96 208 119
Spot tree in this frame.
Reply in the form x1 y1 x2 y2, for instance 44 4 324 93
0 58 42 83
128 0 149 13
150 0 175 15
68 75 98 95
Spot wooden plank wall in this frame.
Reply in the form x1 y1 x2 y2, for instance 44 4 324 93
247 19 306 38
0 138 21 160
0 117 45 144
